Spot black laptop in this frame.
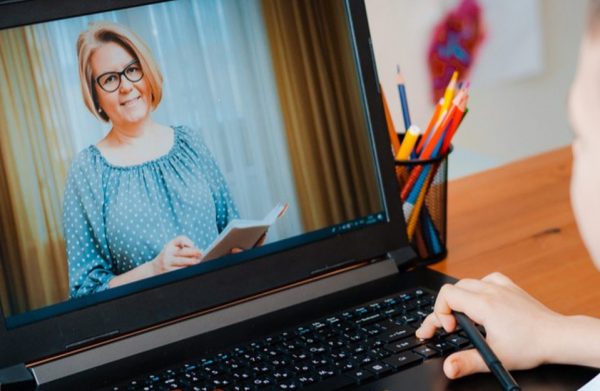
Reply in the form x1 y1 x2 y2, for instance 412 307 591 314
0 0 596 390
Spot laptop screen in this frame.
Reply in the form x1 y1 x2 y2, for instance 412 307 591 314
0 0 413 368
0 0 392 329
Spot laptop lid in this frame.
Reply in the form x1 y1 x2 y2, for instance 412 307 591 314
0 0 413 369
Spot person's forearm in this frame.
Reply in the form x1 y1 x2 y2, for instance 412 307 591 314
546 314 600 368
108 261 154 288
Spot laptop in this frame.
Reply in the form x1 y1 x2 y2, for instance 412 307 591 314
0 0 595 390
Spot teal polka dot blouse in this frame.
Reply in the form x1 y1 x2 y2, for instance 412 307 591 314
62 125 239 298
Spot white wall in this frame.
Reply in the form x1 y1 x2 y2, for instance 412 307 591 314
365 0 587 178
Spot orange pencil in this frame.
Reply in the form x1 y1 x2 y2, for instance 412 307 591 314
416 98 443 155
420 89 465 159
380 85 401 156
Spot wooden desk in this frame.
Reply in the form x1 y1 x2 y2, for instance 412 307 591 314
430 146 600 318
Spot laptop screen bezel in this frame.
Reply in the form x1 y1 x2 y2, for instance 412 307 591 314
0 0 412 368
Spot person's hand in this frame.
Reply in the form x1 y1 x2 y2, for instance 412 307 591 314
151 235 203 275
415 272 566 380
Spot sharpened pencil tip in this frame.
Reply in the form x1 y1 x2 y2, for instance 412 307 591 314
396 69 405 85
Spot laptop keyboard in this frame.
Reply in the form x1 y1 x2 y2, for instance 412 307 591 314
109 287 473 391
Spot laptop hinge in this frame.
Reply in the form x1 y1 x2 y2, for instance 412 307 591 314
387 246 418 271
0 363 36 391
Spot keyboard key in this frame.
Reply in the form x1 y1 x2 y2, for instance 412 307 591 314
297 375 316 385
399 311 420 324
382 307 401 317
334 359 356 372
303 374 355 390
252 376 274 387
364 362 392 376
428 341 455 355
354 313 383 326
413 346 438 359
384 336 424 353
361 325 381 336
447 334 470 348
345 368 375 383
276 380 301 389
232 384 254 391
382 351 423 369
398 293 414 302
378 325 415 343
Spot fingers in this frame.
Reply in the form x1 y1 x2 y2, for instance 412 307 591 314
416 313 441 338
417 310 457 338
443 349 488 379
417 283 487 339
175 247 202 258
433 284 485 323
170 256 201 267
172 235 195 249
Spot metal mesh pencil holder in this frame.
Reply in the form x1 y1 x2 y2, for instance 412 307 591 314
395 146 451 265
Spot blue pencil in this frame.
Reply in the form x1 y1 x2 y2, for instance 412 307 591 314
396 66 412 132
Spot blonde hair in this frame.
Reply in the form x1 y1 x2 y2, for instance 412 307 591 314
77 21 163 122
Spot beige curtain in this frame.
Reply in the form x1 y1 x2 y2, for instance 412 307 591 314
0 25 74 315
261 0 380 231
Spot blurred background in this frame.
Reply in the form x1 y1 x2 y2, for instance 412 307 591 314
366 0 586 179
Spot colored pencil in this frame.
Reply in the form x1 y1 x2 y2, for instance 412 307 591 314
416 98 443 155
396 125 421 160
441 70 459 113
380 85 401 156
396 66 412 131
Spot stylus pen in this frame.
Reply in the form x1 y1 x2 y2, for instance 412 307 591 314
454 311 521 391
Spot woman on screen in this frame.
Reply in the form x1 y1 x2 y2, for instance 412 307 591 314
63 21 239 298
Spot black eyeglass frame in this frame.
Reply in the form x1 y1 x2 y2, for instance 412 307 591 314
95 60 144 93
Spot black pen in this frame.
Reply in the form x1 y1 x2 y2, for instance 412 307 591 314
453 311 521 391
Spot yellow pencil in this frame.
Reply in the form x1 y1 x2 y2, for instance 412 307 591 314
396 125 421 160
407 169 434 240
441 71 459 113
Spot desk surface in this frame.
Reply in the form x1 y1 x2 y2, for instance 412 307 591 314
430 146 600 318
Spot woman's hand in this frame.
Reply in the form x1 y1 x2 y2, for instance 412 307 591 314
415 272 566 379
151 235 203 275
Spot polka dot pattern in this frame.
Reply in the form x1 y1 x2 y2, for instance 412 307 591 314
62 125 239 298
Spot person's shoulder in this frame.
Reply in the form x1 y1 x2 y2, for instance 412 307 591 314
69 146 99 170
66 146 104 185
172 124 202 141
172 124 210 151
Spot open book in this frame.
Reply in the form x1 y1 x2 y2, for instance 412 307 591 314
202 203 288 262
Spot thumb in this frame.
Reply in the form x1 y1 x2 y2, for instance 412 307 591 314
443 348 488 379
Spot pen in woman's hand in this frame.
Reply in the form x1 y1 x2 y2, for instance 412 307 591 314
453 311 521 391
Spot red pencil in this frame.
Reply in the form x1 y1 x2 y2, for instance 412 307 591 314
440 94 468 154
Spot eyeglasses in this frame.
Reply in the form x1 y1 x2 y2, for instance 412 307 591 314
95 60 144 93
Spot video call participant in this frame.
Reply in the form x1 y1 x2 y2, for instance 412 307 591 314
63 21 238 298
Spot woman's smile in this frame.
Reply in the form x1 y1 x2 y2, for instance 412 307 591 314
120 95 141 107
